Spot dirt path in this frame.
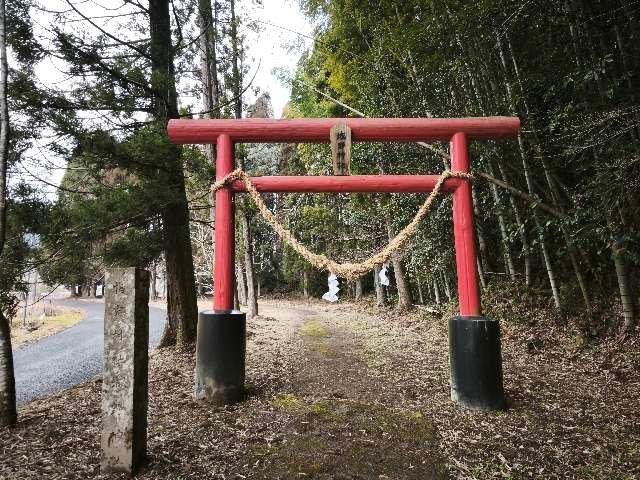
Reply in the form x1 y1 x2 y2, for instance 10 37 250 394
246 301 444 479
1 298 638 479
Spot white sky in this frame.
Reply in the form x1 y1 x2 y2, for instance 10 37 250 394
16 0 315 193
244 0 315 117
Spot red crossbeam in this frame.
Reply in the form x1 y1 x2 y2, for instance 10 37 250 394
168 117 520 316
230 175 462 193
168 117 520 143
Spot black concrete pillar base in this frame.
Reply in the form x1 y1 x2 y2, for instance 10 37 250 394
195 310 246 405
449 316 506 410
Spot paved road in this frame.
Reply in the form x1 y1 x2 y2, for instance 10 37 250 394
13 298 166 406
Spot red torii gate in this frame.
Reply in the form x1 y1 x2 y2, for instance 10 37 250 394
168 116 520 410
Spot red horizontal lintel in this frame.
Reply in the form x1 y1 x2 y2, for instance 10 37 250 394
229 175 462 193
168 117 520 144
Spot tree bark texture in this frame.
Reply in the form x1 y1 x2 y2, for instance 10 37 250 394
495 158 531 286
150 0 198 346
0 311 16 427
433 278 441 304
471 187 492 272
235 264 247 306
198 0 221 308
229 0 242 120
241 213 258 318
198 0 220 120
477 257 487 289
151 264 158 300
374 266 386 306
0 0 6 255
487 160 517 281
229 0 258 318
442 271 452 300
0 0 16 427
613 251 635 332
384 215 412 309
303 270 309 299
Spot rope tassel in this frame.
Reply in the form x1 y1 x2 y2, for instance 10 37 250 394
211 169 473 280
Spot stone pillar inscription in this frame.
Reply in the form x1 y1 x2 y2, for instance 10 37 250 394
100 267 149 473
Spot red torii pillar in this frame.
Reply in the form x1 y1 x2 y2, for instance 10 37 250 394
169 117 518 410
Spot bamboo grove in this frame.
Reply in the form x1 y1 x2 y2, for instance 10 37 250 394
276 0 640 333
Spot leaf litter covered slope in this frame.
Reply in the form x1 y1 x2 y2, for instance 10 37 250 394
0 298 639 479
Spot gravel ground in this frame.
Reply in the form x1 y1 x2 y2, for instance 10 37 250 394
0 297 638 479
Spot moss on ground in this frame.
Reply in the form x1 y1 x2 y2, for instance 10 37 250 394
298 319 329 338
313 343 335 356
270 393 303 411
249 398 445 479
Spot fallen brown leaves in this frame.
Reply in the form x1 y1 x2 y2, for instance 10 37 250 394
0 297 638 479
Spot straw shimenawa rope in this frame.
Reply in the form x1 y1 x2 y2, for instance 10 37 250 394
211 169 473 280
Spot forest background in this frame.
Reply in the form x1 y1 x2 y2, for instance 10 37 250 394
1 0 639 356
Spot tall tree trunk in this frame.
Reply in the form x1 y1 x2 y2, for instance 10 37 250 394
487 160 517 280
494 36 535 284
456 32 527 286
442 271 452 300
151 0 198 346
536 151 591 308
610 209 636 332
477 257 487 289
416 275 424 304
0 0 15 427
355 277 363 300
0 311 15 427
198 0 220 121
496 158 531 285
374 266 386 307
502 34 587 307
229 0 258 318
472 187 492 271
384 215 412 309
235 264 247 306
0 0 5 257
151 263 158 300
613 251 635 332
563 0 583 68
302 270 310 299
241 214 258 317
497 33 562 308
433 278 441 304
229 0 242 120
198 0 220 305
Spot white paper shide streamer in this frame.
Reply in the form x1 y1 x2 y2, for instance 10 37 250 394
378 263 390 286
322 273 340 302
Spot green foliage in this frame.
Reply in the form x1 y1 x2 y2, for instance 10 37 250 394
0 184 50 319
278 0 640 319
38 125 177 288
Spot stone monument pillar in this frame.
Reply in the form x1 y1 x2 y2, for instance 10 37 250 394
100 267 149 473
